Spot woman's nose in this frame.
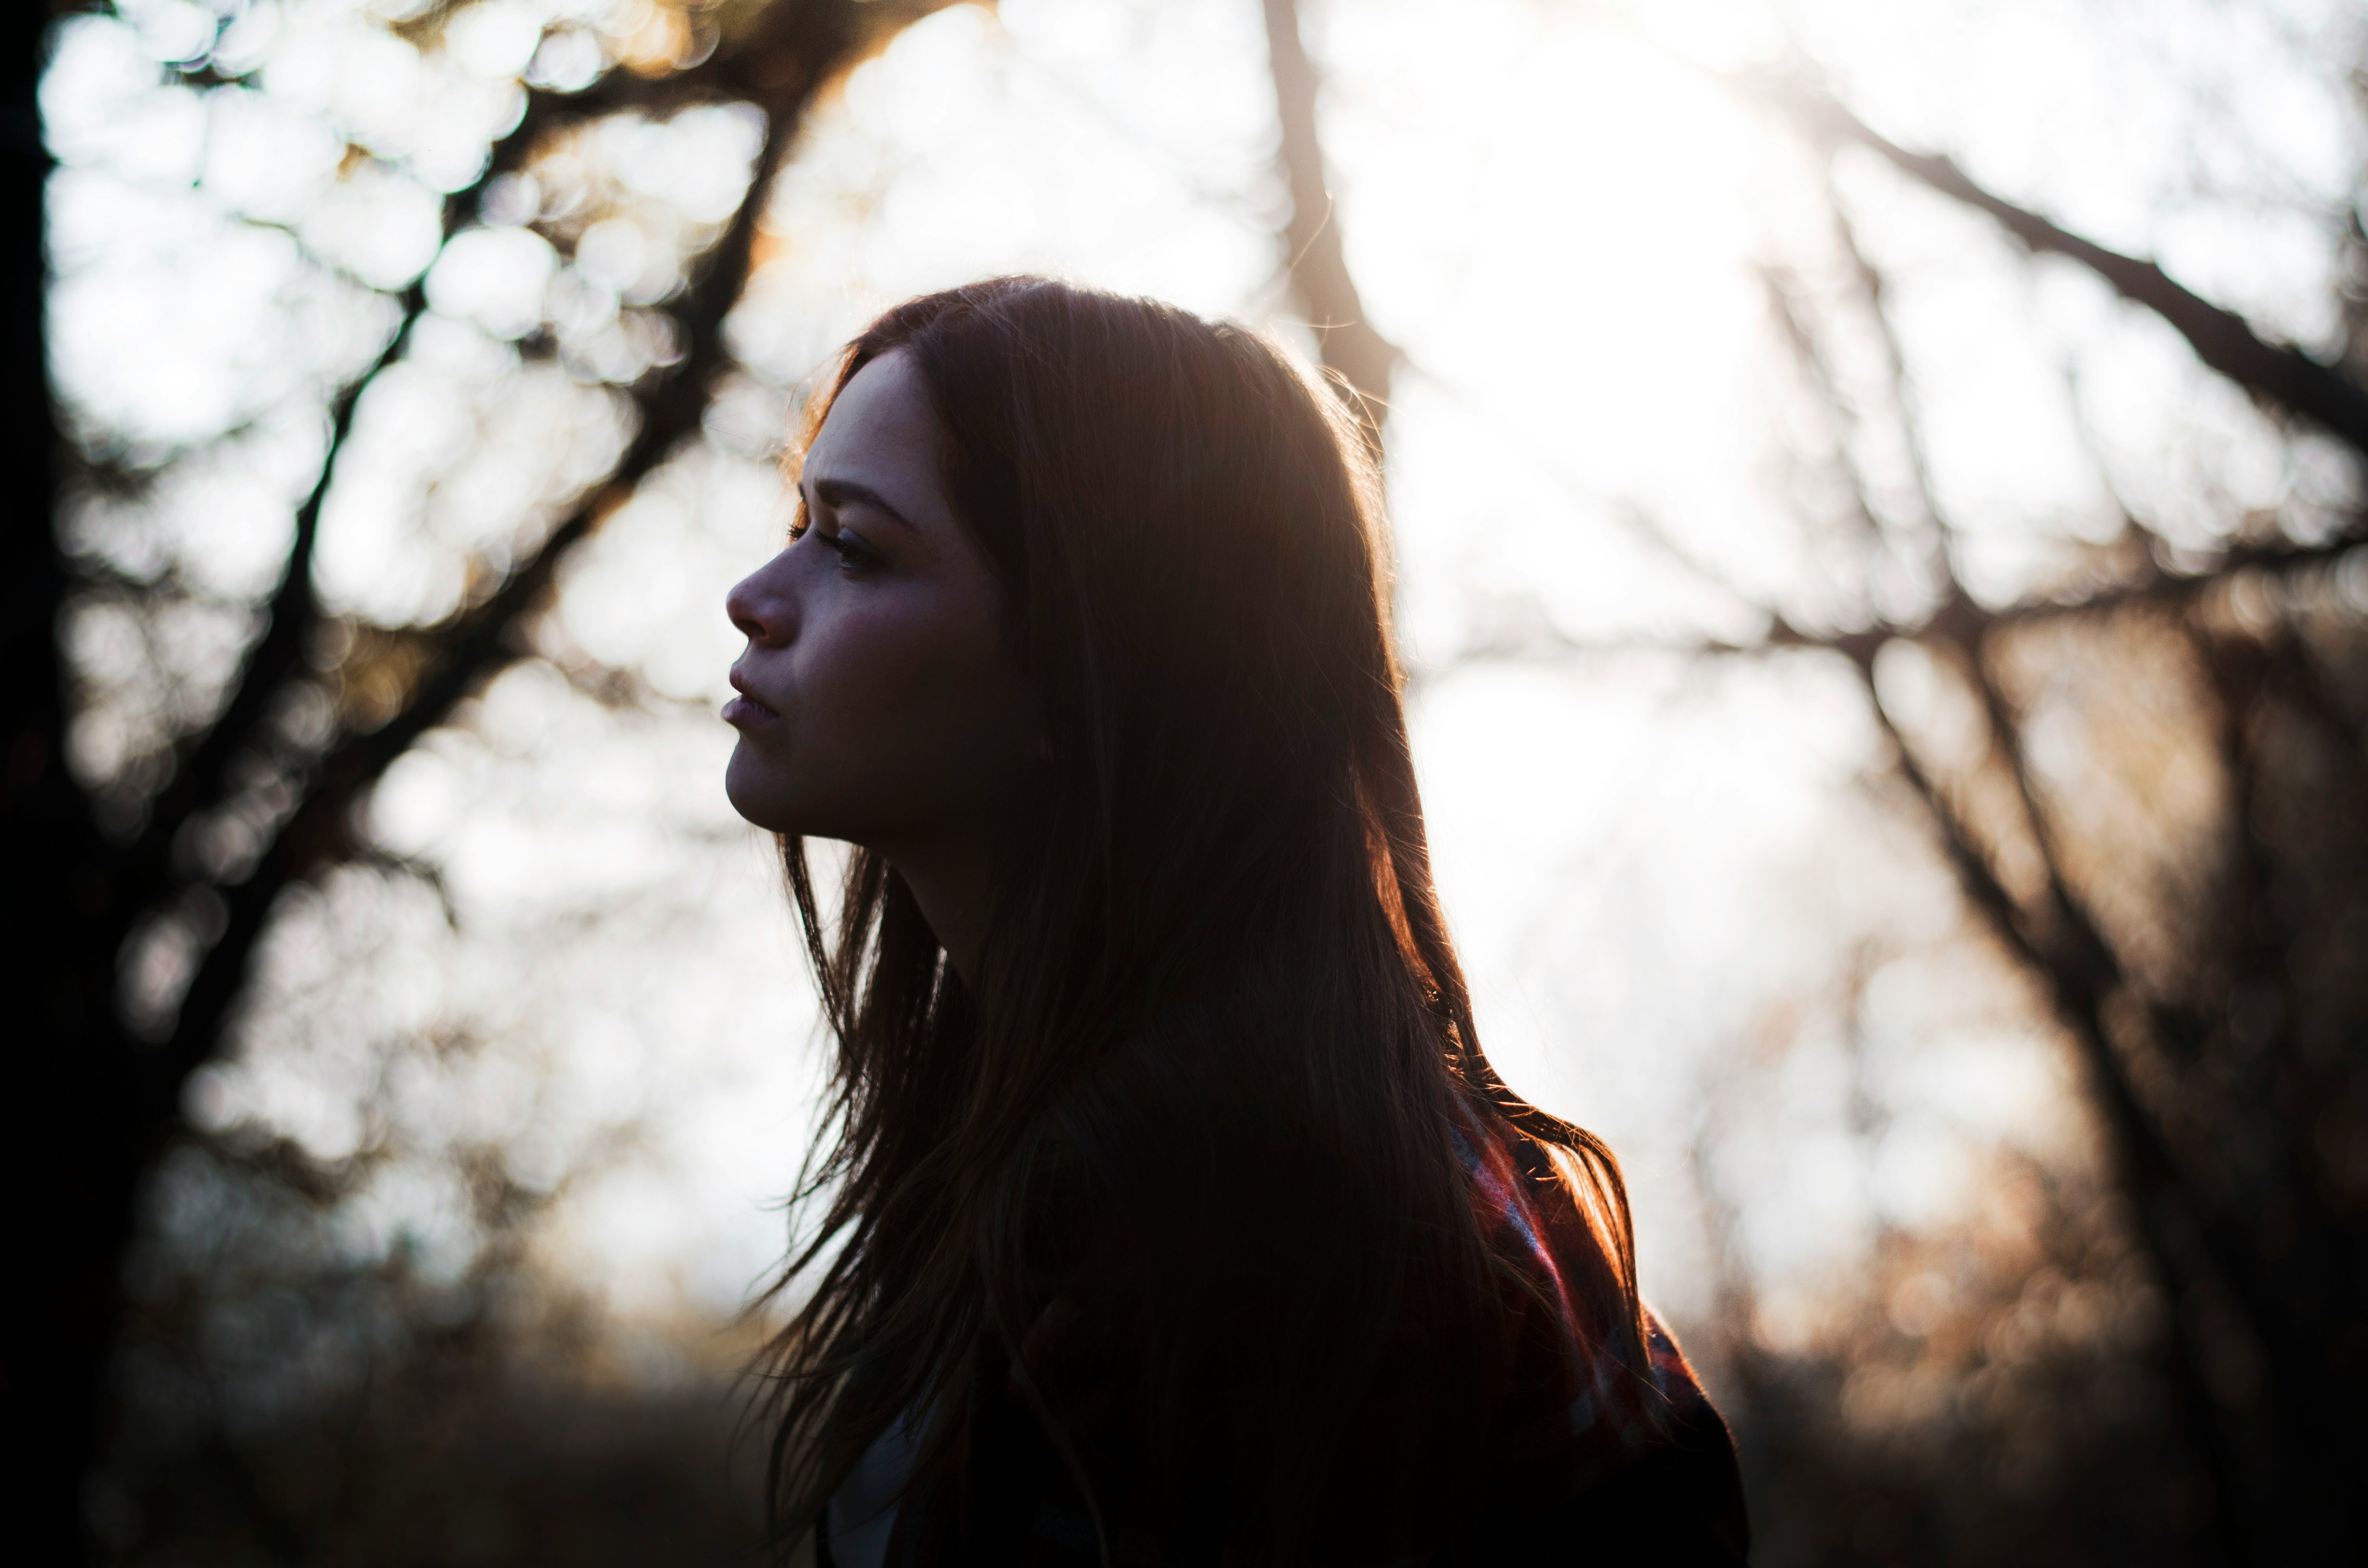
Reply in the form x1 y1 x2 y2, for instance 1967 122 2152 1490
726 551 796 645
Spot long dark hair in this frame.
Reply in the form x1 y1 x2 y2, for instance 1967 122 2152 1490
755 277 1649 1554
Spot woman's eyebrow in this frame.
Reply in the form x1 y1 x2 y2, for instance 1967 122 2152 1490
807 475 920 531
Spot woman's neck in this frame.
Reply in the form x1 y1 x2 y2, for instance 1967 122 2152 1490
877 832 1005 983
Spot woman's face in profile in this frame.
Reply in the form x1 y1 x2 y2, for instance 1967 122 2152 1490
722 349 1035 858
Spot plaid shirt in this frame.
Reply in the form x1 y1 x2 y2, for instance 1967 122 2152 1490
837 1113 1749 1566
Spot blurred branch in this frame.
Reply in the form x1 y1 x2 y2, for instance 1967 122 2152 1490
15 5 931 1556
1787 186 2361 1535
1758 265 1888 549
1886 617 2368 1533
1498 31 2368 1547
152 0 852 1085
2178 615 2368 1375
1774 168 2232 1305
1475 133 2354 1522
1449 605 1884 670
1454 507 2364 678
1262 0 1399 455
107 49 691 926
2057 355 2186 575
1862 658 2257 1545
1751 71 2368 458
1816 162 1961 594
1431 107 2368 683
114 304 418 919
354 846 460 931
130 0 940 911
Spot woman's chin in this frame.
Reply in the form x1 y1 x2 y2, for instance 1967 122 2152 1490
726 757 864 843
724 750 801 834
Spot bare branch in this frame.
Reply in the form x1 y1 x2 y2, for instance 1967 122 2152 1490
111 63 677 909
118 301 418 902
1454 509 2363 680
152 1 849 1080
1759 263 1888 550
1754 72 2368 457
1860 666 2260 1520
1815 159 1959 587
121 0 910 905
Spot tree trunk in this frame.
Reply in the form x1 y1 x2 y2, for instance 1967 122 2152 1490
1261 0 1398 458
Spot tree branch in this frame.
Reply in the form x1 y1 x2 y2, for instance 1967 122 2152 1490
119 0 913 912
151 0 851 1080
1755 72 2368 457
117 298 417 902
112 63 677 911
1860 663 2260 1541
1450 517 2365 679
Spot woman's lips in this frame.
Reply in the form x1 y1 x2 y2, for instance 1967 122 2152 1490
723 694 777 726
725 667 780 725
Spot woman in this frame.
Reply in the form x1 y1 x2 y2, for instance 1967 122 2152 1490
723 278 1749 1565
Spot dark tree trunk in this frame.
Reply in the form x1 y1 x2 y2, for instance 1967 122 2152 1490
5 7 130 1560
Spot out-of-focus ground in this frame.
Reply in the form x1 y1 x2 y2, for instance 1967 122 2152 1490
39 0 2368 1562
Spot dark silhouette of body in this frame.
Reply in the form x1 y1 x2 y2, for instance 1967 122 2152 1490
719 277 1750 1562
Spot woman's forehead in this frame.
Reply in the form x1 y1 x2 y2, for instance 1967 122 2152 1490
803 351 960 530
811 352 935 471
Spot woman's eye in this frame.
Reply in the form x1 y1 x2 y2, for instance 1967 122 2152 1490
788 499 883 573
809 528 883 575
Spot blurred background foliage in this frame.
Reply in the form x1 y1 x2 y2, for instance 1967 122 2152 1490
11 0 2368 1562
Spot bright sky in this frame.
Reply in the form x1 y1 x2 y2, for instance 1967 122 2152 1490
43 0 2362 1375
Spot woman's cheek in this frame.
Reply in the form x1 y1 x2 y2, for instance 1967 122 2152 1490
838 594 973 712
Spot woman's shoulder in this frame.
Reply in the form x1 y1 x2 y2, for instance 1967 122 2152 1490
1452 1110 1751 1563
886 1102 1749 1564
